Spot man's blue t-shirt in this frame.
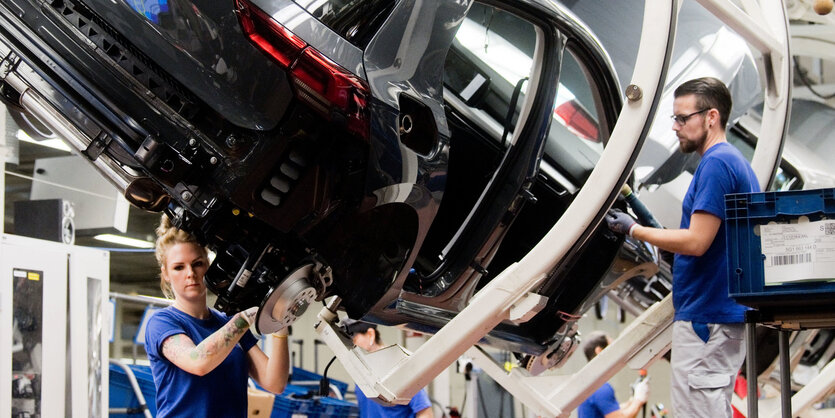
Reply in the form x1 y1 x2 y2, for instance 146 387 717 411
355 386 432 418
578 382 620 418
145 306 258 418
674 142 760 323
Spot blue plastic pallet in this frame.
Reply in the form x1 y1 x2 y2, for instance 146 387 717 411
110 363 357 417
726 188 835 310
272 391 359 418
109 363 157 417
252 369 357 417
290 367 350 398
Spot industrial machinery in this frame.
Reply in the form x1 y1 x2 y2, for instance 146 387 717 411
0 234 110 417
0 0 792 416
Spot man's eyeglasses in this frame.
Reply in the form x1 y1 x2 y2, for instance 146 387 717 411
671 108 708 125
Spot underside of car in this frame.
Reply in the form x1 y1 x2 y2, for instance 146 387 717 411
0 0 659 370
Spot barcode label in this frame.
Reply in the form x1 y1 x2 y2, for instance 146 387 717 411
761 219 835 284
771 253 812 266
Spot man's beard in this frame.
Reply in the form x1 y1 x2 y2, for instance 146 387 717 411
678 130 705 154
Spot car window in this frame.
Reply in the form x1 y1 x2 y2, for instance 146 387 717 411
443 3 537 143
540 47 608 190
442 3 617 193
293 0 396 48
553 50 602 145
413 3 541 280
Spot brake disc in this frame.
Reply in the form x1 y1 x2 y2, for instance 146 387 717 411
255 263 318 335
523 325 579 376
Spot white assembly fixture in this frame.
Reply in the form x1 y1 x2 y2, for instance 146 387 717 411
314 0 791 416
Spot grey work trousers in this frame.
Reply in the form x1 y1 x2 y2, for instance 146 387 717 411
671 321 746 418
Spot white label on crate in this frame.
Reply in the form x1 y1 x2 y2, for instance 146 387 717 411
760 220 835 284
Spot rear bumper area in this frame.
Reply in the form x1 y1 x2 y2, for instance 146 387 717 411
0 19 219 214
0 52 136 192
0 13 144 195
0 0 273 215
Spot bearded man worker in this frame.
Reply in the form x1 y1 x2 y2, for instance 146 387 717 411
606 77 760 418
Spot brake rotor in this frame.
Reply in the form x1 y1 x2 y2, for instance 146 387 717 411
524 352 556 376
255 263 318 335
524 328 579 375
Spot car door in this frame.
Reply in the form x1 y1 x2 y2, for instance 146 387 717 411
387 1 564 320
382 1 627 356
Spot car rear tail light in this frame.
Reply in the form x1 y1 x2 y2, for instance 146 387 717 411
235 0 306 67
291 49 369 139
555 101 599 143
235 0 370 140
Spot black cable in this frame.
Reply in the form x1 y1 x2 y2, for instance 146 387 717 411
319 356 337 396
460 389 467 417
482 7 494 53
323 355 337 377
793 56 835 100
429 398 447 418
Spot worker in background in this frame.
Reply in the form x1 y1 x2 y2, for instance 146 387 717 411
144 215 290 417
344 320 434 418
578 331 649 418
606 77 759 417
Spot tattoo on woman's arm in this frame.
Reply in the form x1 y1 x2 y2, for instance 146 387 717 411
163 334 207 361
163 314 253 364
234 315 250 330
220 314 251 347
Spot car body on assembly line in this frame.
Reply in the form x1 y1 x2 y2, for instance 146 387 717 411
0 0 668 374
730 98 835 191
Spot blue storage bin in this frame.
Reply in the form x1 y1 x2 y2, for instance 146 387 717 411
290 367 350 398
110 364 357 417
726 188 835 310
109 363 157 416
272 392 359 418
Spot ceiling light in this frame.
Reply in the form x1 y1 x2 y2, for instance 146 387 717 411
94 234 155 249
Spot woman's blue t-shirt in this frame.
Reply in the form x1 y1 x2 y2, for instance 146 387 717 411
145 306 258 417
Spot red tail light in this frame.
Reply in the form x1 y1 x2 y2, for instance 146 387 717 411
555 101 599 143
235 0 306 67
235 0 370 140
291 48 369 139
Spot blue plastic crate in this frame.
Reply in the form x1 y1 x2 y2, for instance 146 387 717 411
272 392 359 418
726 188 835 310
109 363 157 416
290 367 350 399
